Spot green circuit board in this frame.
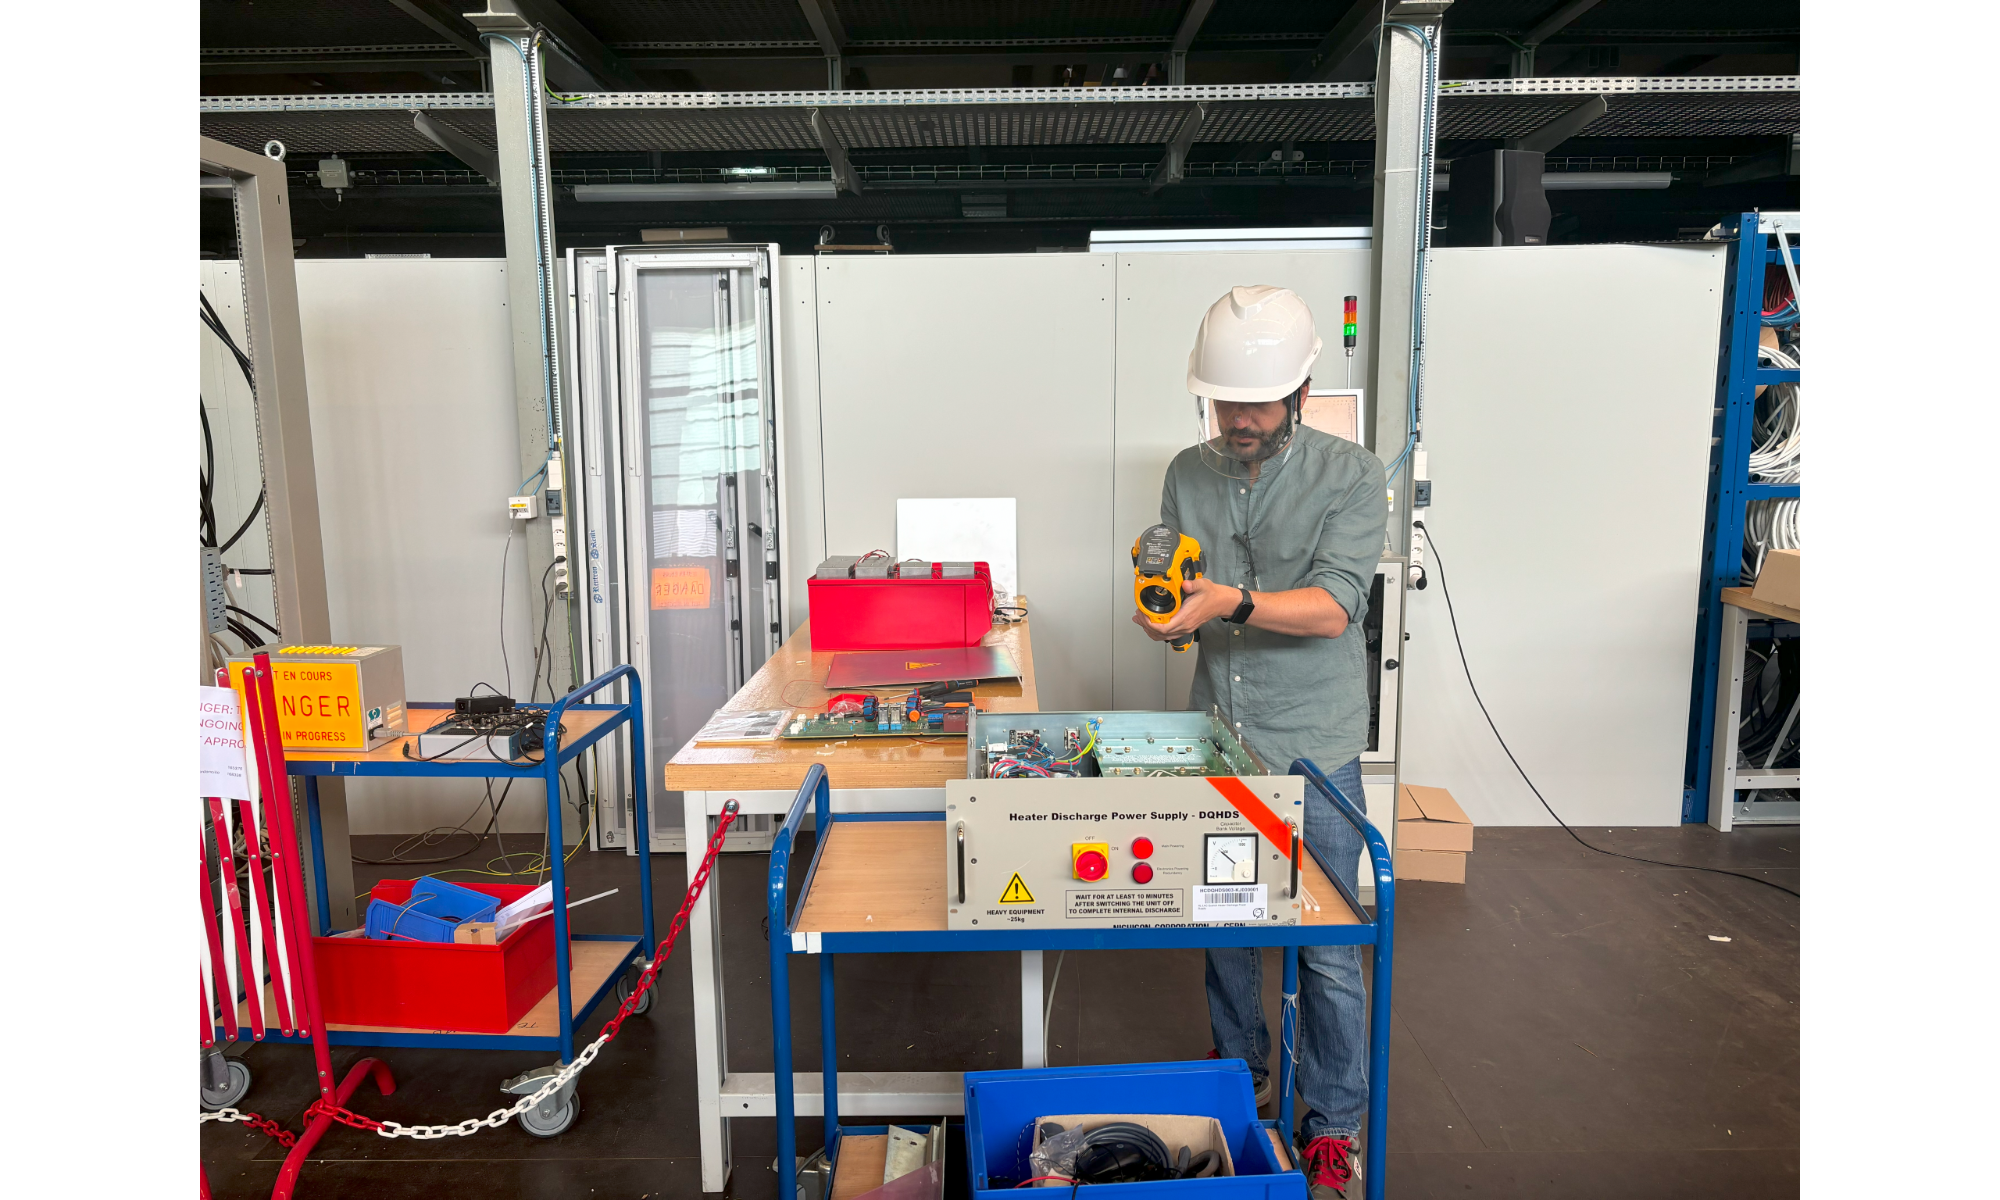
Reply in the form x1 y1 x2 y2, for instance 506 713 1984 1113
778 710 969 740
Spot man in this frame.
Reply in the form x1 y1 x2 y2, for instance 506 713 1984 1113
1132 285 1387 1200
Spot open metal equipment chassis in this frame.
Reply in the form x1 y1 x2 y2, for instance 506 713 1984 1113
767 760 1398 1200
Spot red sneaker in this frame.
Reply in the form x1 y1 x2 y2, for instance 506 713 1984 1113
1299 1134 1360 1200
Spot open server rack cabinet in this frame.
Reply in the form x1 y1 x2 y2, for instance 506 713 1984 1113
767 762 1398 1200
1683 212 1801 825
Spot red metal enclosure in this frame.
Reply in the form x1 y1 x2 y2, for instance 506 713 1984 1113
807 562 995 650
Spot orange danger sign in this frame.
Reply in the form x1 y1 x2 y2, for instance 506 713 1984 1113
652 566 713 610
228 660 368 750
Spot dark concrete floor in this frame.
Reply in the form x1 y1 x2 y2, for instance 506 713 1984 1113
202 824 1799 1199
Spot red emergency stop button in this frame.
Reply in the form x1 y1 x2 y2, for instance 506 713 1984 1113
1132 862 1154 884
1073 848 1108 881
1131 837 1155 859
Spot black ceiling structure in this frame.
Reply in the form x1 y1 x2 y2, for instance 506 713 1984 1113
200 1 1799 255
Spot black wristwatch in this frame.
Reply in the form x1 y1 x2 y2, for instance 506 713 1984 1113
1225 586 1256 625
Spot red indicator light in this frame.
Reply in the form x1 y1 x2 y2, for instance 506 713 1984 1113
1131 837 1155 859
1074 850 1108 881
1132 863 1155 884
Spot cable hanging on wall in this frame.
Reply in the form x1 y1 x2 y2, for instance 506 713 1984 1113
201 290 281 662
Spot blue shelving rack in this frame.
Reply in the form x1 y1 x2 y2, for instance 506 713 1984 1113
1683 212 1801 824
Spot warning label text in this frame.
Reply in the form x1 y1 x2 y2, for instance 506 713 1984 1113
1064 889 1186 920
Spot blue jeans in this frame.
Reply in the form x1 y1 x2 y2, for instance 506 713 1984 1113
1205 755 1368 1141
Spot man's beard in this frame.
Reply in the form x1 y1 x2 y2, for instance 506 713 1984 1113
1219 418 1291 463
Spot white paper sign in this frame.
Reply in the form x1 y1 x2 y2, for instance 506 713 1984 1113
495 882 555 939
1191 883 1268 924
199 685 251 800
896 497 1019 603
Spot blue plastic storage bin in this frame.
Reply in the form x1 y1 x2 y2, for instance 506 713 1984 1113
963 1062 1303 1200
363 874 501 943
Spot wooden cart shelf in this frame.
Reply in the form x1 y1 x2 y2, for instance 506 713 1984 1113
792 821 1358 935
283 704 624 767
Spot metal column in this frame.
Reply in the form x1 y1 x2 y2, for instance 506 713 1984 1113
1366 2 1449 542
199 135 358 931
468 3 578 729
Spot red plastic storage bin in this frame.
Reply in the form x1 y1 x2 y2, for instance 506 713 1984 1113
808 562 995 650
314 880 560 1034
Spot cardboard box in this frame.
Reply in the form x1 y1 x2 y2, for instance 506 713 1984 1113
453 922 497 945
1395 784 1473 884
1751 548 1800 612
1396 784 1473 852
1394 848 1467 884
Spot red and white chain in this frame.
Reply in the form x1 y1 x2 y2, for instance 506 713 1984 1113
202 801 740 1143
200 1108 298 1147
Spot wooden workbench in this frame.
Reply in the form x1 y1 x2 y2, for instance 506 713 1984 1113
1720 585 1801 624
659 615 1038 793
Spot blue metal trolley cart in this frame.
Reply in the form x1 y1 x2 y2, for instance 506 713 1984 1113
276 665 658 1136
768 760 1397 1200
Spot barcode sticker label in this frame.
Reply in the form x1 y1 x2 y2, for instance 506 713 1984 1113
1192 883 1269 923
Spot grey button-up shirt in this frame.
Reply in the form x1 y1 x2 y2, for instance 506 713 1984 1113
1160 424 1388 774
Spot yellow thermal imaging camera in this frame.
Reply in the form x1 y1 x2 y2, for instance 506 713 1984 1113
1132 523 1206 652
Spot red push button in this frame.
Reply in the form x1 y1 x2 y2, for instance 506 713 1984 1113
1131 837 1155 860
1074 850 1108 881
1132 862 1154 884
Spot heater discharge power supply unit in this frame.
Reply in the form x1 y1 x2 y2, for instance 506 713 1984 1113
944 709 1307 931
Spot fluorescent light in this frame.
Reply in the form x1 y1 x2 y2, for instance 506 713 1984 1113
573 182 837 201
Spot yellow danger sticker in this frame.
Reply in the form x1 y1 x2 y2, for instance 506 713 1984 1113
906 661 941 670
998 873 1036 904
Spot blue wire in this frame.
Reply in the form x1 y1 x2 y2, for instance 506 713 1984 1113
519 463 548 494
1760 300 1799 327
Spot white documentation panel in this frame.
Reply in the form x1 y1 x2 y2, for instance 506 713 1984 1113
897 497 1019 603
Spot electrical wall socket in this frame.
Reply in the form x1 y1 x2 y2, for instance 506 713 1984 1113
551 515 571 595
202 546 228 634
508 493 540 520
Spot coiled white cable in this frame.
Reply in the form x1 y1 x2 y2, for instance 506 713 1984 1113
1744 343 1801 577
1749 344 1801 483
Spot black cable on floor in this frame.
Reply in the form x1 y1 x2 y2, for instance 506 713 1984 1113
1414 521 1799 899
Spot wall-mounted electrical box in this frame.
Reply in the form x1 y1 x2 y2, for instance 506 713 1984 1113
202 547 228 634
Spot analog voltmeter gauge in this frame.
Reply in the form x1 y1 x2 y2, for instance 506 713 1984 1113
1204 834 1259 884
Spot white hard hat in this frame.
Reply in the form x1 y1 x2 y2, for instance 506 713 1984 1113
1185 285 1323 404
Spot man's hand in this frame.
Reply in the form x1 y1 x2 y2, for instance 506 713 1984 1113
1132 577 1353 641
1130 576 1239 641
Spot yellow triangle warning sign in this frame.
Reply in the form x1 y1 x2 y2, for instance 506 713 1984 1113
997 873 1035 904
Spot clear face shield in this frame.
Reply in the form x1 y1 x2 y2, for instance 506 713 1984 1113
1192 388 1303 480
